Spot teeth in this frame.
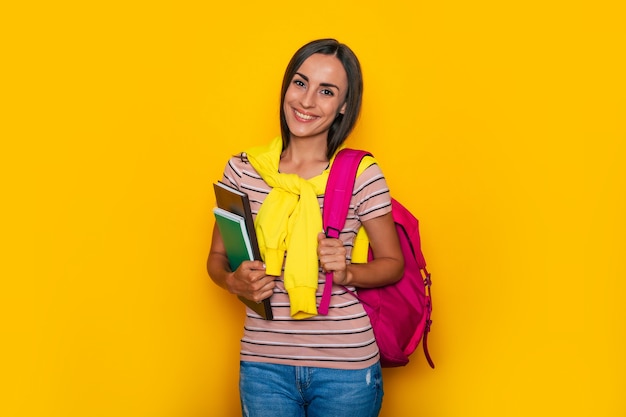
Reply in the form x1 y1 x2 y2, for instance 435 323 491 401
295 110 316 120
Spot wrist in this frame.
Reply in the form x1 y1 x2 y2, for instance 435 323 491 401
344 265 354 286
223 271 237 294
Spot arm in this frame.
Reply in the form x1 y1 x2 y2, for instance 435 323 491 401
207 224 275 303
317 211 404 288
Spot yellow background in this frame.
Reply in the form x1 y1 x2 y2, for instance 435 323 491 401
2 0 624 416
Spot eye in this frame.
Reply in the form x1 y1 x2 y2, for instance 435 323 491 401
293 79 305 87
320 89 335 96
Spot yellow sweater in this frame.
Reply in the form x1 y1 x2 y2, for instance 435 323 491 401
245 137 375 319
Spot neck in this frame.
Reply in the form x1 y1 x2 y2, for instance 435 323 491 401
282 137 328 163
280 138 329 179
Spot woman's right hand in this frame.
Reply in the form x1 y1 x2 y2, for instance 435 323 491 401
226 260 276 303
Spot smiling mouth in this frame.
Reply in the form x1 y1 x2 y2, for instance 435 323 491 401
294 109 318 121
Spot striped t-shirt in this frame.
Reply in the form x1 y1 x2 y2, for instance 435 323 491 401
220 152 392 370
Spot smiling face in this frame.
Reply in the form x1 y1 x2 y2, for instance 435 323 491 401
282 53 349 143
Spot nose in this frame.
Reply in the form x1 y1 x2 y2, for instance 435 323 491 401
300 87 315 109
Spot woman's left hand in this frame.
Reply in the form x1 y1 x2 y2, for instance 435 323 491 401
317 232 350 285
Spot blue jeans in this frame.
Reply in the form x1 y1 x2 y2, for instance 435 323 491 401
239 361 384 417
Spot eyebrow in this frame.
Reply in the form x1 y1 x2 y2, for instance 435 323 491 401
295 72 341 91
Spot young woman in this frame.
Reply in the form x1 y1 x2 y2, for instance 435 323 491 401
207 38 403 417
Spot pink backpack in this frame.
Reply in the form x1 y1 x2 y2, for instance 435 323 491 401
319 149 435 368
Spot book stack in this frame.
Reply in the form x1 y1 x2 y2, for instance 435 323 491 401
213 181 273 320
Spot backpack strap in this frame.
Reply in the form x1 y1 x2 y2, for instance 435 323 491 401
422 266 435 368
318 149 372 315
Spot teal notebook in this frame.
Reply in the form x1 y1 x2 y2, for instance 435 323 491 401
213 207 254 269
213 181 273 320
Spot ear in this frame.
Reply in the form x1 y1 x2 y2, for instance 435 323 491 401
339 102 347 115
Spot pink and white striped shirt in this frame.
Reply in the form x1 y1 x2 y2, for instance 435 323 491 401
220 151 392 370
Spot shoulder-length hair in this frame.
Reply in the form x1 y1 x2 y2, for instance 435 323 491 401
279 38 363 160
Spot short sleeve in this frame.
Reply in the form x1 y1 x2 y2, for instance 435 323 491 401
353 163 392 223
